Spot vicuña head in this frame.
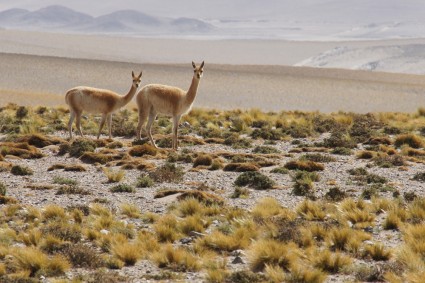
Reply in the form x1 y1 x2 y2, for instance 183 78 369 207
65 71 142 139
136 61 204 150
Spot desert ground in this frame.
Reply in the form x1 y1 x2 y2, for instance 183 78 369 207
1 30 425 282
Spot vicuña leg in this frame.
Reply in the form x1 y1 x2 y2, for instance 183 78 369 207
172 115 181 150
146 107 158 148
75 111 84 137
107 114 113 139
137 107 149 140
68 111 75 139
98 114 107 139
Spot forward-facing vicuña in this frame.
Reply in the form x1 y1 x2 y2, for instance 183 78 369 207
65 71 142 139
136 61 204 150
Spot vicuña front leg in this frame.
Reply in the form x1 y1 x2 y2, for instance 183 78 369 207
146 109 158 148
172 115 181 150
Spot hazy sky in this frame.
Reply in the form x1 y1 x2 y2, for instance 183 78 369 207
0 0 424 22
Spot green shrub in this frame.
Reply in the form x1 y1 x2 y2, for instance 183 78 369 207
300 153 336 163
284 160 324 172
0 182 6 196
234 171 275 190
53 176 78 186
331 147 353 155
11 165 33 176
325 187 347 201
136 174 154 188
69 138 96 157
252 146 280 154
270 167 289 174
110 184 135 193
413 172 425 182
149 163 185 183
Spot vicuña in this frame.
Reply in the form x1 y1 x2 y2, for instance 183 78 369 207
65 71 142 139
136 61 204 150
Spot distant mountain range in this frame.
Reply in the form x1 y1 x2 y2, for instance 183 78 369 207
0 5 214 35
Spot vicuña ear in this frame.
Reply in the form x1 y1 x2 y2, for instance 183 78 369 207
200 61 205 68
138 71 143 78
192 61 196 69
132 71 135 77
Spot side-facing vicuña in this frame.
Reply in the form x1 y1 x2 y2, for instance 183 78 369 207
65 71 142 139
136 61 204 150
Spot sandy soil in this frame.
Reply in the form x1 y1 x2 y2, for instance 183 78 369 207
1 52 425 113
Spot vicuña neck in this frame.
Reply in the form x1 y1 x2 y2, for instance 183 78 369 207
185 76 200 105
118 84 137 108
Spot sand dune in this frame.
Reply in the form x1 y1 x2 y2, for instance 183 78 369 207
1 52 425 113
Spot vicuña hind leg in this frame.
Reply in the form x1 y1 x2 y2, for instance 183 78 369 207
75 111 84 137
137 108 149 140
146 108 158 148
68 111 75 139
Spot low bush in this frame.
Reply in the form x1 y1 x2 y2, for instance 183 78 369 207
11 165 33 175
394 134 423 149
284 160 324 172
149 163 185 183
69 138 96 157
110 184 135 193
234 171 275 190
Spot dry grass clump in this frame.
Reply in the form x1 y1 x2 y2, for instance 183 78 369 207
63 243 103 268
252 146 281 154
248 239 298 272
0 142 44 159
193 154 213 167
152 244 201 271
312 249 352 273
327 227 370 253
362 242 392 261
252 197 296 220
15 133 66 148
102 167 125 183
129 144 157 157
394 134 423 148
80 152 122 164
11 247 70 277
223 162 259 172
195 219 258 252
111 242 142 266
284 160 324 172
296 200 326 221
357 150 376 159
47 163 86 172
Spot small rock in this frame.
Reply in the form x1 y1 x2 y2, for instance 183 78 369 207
231 249 244 257
232 256 244 264
364 226 374 233
180 237 192 244
100 229 109 235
